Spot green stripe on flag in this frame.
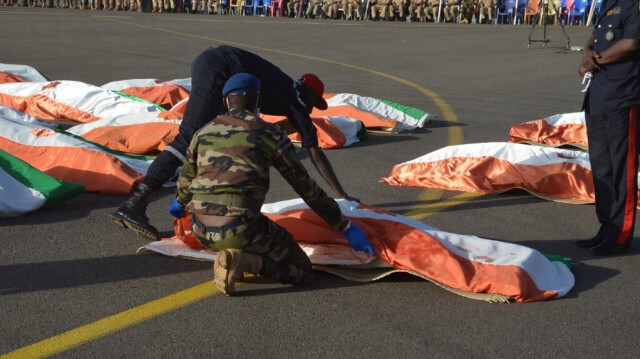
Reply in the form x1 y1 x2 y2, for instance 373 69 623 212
53 129 155 161
541 252 572 270
113 90 168 111
0 149 85 206
377 98 428 121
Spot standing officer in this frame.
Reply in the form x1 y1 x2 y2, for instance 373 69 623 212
171 73 374 296
577 0 640 255
111 46 359 241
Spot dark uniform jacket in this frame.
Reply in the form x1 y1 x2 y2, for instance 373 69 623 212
190 46 319 148
586 0 640 115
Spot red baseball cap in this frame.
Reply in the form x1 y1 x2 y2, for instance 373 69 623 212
298 73 328 110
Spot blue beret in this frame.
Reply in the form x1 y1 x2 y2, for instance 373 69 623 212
222 73 261 96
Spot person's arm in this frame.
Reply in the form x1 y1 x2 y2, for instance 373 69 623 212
307 144 360 203
579 35 600 77
273 136 375 255
273 138 349 230
282 82 360 202
594 39 640 66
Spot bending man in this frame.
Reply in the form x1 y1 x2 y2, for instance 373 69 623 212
111 45 358 240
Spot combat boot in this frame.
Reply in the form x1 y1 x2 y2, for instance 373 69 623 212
110 183 160 240
213 249 263 296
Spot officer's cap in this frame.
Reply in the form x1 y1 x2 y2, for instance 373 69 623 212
222 73 261 96
297 73 328 110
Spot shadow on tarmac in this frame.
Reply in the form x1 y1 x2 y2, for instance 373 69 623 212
0 254 210 295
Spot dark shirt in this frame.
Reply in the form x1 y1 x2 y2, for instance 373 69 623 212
588 0 640 115
216 46 319 147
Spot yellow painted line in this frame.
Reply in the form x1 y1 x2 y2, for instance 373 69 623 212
0 282 218 359
403 192 484 219
4 18 475 357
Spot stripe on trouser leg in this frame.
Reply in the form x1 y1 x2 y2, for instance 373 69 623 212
164 145 186 163
618 105 638 245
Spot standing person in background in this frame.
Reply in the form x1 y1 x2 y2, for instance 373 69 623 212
111 46 359 241
577 0 640 255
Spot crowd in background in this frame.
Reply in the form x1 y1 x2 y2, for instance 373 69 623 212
1 0 600 25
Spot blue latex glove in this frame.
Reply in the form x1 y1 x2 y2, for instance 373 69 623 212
343 222 375 256
168 199 185 219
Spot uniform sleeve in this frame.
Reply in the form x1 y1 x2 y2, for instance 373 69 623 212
623 1 640 39
176 136 198 205
271 135 347 230
282 81 319 149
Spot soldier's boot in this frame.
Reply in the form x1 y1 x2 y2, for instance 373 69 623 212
213 249 263 296
110 183 160 240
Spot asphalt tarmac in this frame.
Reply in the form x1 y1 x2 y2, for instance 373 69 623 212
1 8 638 359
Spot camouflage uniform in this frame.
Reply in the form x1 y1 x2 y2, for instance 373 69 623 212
177 108 348 285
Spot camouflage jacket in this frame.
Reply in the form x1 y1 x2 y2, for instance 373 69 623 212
176 108 348 230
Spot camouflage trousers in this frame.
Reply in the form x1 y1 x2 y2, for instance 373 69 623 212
192 214 312 285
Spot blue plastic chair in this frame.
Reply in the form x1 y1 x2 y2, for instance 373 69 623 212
243 0 255 14
514 0 529 24
567 0 588 25
586 0 602 25
254 0 269 15
495 0 517 24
